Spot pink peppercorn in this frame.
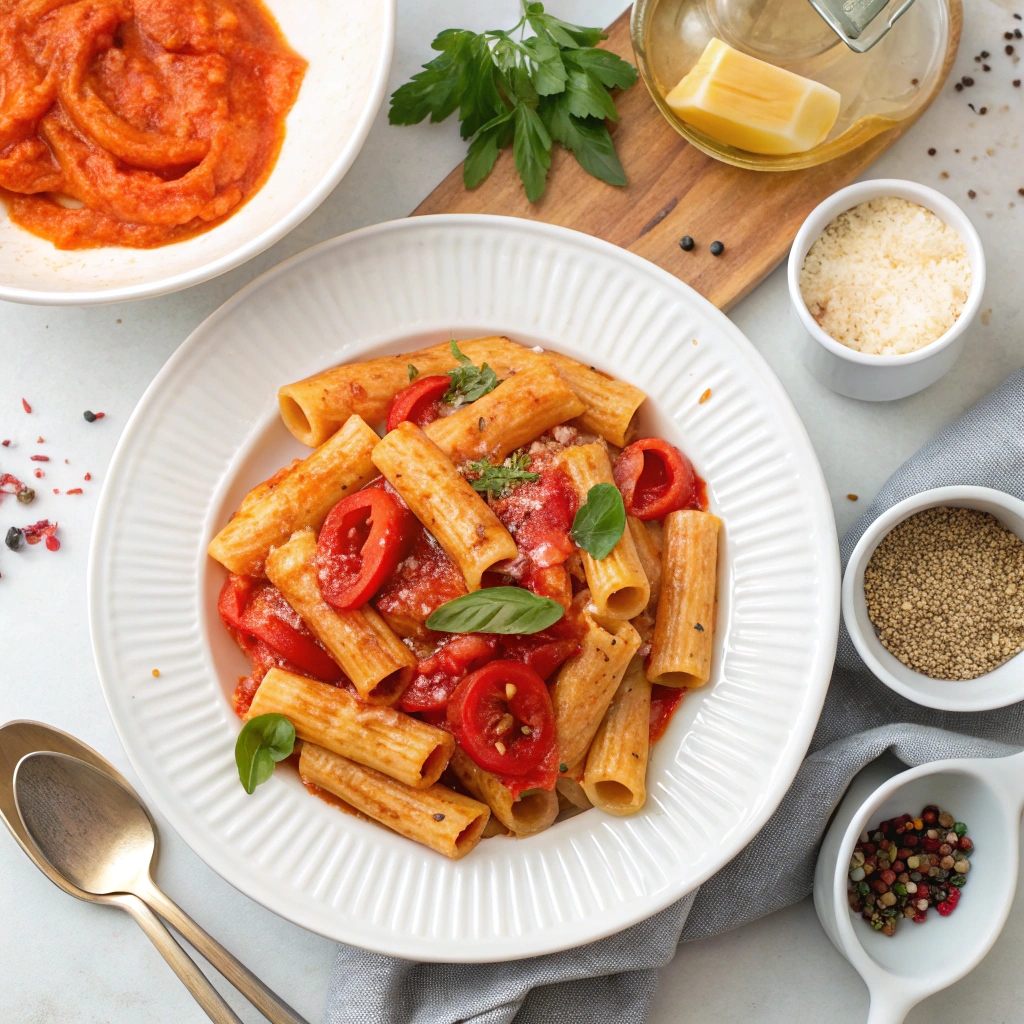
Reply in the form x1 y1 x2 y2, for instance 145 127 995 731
880 870 897 886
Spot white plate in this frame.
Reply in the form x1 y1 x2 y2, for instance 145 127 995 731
0 0 394 306
89 215 840 962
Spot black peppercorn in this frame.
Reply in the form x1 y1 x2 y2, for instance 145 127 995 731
678 235 695 251
709 240 724 256
980 50 990 57
83 410 97 422
927 147 936 155
962 76 974 86
5 527 23 550
1007 45 1015 55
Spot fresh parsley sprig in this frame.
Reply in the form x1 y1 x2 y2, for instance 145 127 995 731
388 3 638 201
466 451 540 497
444 340 499 404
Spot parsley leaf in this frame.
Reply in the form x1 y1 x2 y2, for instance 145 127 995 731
408 364 419 381
466 452 540 497
387 3 635 202
444 340 499 404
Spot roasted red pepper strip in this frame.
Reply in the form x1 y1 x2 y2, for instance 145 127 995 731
316 488 415 610
447 661 556 787
613 437 698 520
218 574 342 683
385 375 450 433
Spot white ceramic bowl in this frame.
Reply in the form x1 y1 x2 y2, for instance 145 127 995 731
0 0 394 306
815 751 1024 1024
90 215 840 961
788 179 986 402
843 486 1024 711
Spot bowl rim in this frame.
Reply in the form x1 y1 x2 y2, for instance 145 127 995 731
0 0 396 307
842 485 1024 711
787 178 986 367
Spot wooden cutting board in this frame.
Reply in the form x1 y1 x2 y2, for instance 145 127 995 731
414 5 962 311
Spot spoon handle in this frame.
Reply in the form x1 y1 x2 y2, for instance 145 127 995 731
118 894 243 1024
140 882 310 1024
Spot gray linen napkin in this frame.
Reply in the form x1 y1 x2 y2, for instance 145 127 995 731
326 367 1024 1024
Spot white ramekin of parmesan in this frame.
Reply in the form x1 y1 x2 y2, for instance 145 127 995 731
788 179 986 402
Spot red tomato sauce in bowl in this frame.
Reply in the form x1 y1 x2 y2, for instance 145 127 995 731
0 0 306 249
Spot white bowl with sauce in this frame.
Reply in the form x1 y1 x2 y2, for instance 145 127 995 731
788 179 986 402
842 485 1024 711
0 0 394 306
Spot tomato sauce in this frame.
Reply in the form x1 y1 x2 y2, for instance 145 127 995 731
0 0 306 249
649 685 685 744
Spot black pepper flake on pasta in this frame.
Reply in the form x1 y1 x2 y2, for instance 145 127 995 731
432 813 445 821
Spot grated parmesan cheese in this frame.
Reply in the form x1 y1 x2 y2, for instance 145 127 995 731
799 196 971 356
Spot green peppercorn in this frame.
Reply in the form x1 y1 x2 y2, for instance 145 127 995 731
954 822 968 838
892 883 907 897
17 487 34 504
5 526 23 550
871 919 884 930
949 874 967 887
857 881 870 895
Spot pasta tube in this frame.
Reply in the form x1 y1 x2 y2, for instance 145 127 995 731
265 530 415 704
448 748 559 838
543 351 646 448
550 612 641 771
248 668 454 788
582 658 651 815
627 516 663 609
299 742 488 860
207 415 379 576
278 337 542 447
647 510 721 688
555 776 593 810
371 422 518 591
424 361 585 466
556 444 650 619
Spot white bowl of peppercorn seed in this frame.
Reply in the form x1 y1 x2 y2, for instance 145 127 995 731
843 486 1024 711
815 751 1024 1023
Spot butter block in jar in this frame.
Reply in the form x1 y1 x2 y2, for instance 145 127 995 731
664 38 840 155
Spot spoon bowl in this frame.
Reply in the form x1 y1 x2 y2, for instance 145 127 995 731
815 751 1024 1023
14 751 156 896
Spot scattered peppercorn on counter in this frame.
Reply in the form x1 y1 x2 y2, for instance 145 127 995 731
848 806 974 936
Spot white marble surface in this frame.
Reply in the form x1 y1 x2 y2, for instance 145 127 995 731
2 1 1023 1021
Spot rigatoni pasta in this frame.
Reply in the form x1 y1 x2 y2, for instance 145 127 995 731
265 530 416 704
556 444 650 619
581 658 651 815
249 668 454 788
371 421 518 591
299 742 489 860
647 510 721 688
208 414 379 576
214 334 721 857
424 361 585 466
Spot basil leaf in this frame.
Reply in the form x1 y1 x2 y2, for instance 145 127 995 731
571 482 625 559
426 586 564 634
235 713 295 795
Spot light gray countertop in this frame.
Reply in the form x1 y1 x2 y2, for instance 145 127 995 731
2 1 1022 1020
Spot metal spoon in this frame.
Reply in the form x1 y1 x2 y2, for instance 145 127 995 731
12 747 308 1024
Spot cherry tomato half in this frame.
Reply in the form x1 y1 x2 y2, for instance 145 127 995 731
218 574 342 683
447 661 556 778
385 375 450 433
399 633 499 713
613 437 698 520
316 488 415 610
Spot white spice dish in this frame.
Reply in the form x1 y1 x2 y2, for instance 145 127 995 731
788 180 985 402
843 486 1024 711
